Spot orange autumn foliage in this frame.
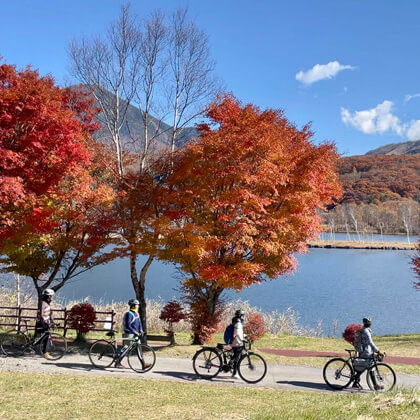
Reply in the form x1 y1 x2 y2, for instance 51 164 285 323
160 94 342 343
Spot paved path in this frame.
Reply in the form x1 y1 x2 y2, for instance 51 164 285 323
1 352 419 393
259 348 420 366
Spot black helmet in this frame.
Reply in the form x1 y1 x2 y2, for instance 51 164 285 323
128 299 140 307
363 317 372 327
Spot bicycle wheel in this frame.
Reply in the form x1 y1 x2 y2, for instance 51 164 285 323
127 343 156 373
323 358 353 390
238 352 267 384
39 333 68 360
192 348 222 379
366 363 396 392
0 330 28 357
88 340 116 368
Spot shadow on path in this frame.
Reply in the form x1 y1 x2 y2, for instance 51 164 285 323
153 370 201 381
276 380 329 391
54 361 96 371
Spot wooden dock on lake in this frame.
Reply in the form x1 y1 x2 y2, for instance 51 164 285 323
307 240 417 250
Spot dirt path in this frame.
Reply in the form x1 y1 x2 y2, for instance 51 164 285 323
1 352 419 393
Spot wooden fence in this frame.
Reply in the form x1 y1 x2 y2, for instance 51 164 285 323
0 305 116 337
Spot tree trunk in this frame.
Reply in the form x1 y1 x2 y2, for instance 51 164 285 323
191 287 223 345
129 250 154 334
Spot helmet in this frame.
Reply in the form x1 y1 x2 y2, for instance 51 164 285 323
128 299 140 307
235 309 245 318
43 289 55 296
363 317 372 327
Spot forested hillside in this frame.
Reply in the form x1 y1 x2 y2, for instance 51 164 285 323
324 153 420 237
338 154 420 204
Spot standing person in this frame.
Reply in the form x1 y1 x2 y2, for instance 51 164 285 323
359 317 382 358
123 299 144 345
35 288 55 359
353 317 383 389
120 299 150 369
231 309 245 380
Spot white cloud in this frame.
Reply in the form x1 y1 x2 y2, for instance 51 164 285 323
404 93 420 103
341 101 404 136
406 120 420 140
296 61 356 85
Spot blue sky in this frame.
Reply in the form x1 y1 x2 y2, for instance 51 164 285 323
1 0 419 156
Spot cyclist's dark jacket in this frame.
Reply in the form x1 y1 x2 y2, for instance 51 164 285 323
123 310 143 335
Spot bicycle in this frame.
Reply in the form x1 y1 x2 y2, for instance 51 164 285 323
323 349 396 391
0 321 68 360
192 338 267 384
88 330 156 373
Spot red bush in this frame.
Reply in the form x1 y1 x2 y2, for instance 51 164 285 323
244 312 266 341
159 301 186 336
67 303 97 335
342 323 363 344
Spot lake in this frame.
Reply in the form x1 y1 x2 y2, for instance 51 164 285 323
60 244 420 337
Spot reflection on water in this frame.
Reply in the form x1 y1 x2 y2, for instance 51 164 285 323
60 247 419 337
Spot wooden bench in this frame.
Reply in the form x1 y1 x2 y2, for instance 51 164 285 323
146 334 174 346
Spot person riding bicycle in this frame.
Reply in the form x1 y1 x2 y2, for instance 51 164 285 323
121 299 150 369
35 288 55 359
353 317 383 389
231 309 246 380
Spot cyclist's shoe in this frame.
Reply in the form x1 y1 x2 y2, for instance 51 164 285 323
114 362 125 368
351 382 363 390
143 363 151 369
231 373 240 380
43 352 53 360
374 384 384 390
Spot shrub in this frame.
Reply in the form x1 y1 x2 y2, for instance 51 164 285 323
159 300 186 341
244 312 266 341
343 323 363 345
67 303 97 341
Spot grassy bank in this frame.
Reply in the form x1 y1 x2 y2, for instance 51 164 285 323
0 371 419 420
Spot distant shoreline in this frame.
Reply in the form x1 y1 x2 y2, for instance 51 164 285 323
307 240 417 250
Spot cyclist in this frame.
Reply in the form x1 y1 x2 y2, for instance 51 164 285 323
353 317 383 389
35 288 55 359
231 309 245 380
120 299 150 369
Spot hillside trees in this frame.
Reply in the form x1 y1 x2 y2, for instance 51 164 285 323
159 95 341 343
0 61 114 309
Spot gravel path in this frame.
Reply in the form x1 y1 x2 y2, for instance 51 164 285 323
1 351 419 393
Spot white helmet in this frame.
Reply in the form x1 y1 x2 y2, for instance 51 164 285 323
43 288 55 296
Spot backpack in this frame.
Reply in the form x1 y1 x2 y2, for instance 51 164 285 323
224 324 235 344
353 330 364 354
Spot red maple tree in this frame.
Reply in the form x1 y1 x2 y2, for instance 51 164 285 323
159 94 342 343
0 61 98 240
0 61 114 308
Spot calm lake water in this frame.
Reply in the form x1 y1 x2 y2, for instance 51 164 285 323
60 243 420 337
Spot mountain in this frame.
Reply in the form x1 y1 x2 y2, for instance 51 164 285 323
94 99 199 151
365 140 420 155
72 85 199 152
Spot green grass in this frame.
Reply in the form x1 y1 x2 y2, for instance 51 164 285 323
0 371 419 420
